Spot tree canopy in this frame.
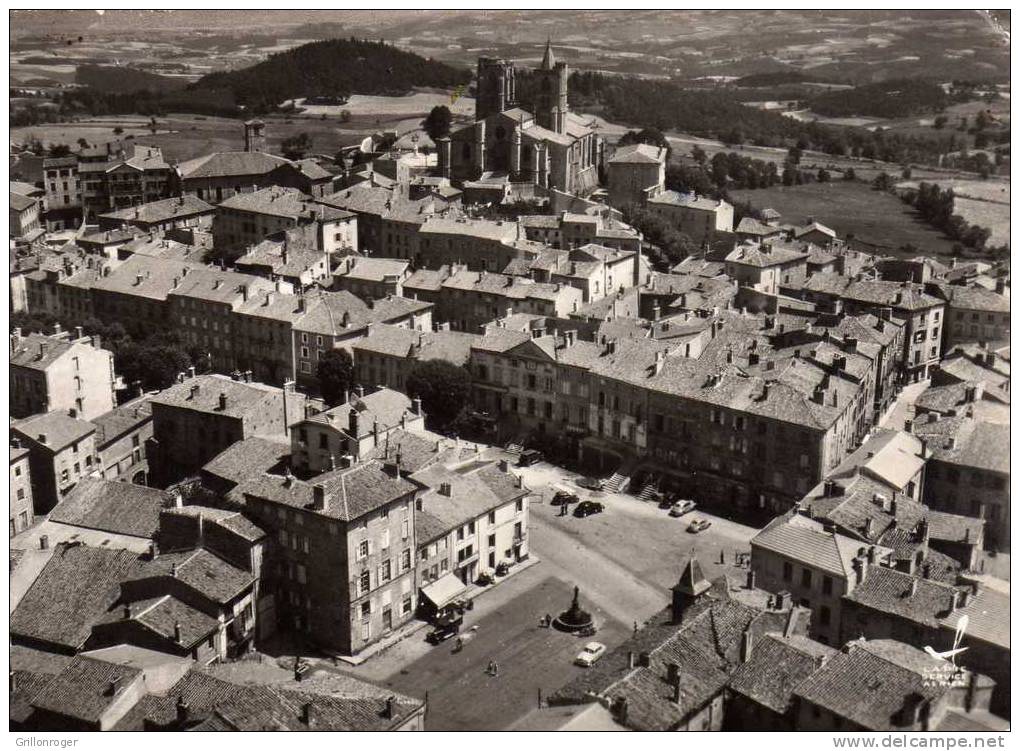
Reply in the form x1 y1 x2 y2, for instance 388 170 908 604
405 360 472 431
422 105 452 141
317 349 355 407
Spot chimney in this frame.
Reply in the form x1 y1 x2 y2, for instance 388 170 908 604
123 603 132 619
638 651 651 667
740 630 754 662
313 485 327 511
384 696 396 720
666 661 680 686
106 677 121 697
864 518 874 538
499 459 510 473
218 392 228 411
852 557 867 586
867 546 877 565
301 702 315 726
349 408 359 435
438 482 452 497
412 397 423 415
627 651 636 669
173 621 182 643
907 579 918 597
746 569 756 590
176 697 190 725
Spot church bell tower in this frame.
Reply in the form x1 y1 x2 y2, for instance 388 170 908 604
535 40 569 135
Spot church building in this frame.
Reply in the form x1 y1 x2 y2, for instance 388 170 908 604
438 42 604 197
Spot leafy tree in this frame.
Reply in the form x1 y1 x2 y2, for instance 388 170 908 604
872 172 893 192
316 348 354 407
787 145 802 166
76 137 89 149
422 105 452 141
48 144 71 157
901 166 913 180
113 126 124 135
339 109 351 123
691 145 707 165
844 167 856 181
933 115 948 130
405 360 473 431
281 132 313 160
618 127 672 162
817 168 830 182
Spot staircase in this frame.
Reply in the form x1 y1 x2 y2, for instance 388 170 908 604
637 478 659 502
505 442 524 456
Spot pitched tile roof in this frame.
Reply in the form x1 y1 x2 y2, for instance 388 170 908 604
131 548 255 604
728 633 835 713
178 151 290 179
91 397 153 447
10 332 76 370
609 143 666 164
844 565 959 628
49 477 171 539
305 388 414 436
752 513 886 578
941 586 1008 650
794 639 969 730
243 460 417 522
12 544 140 651
911 415 1008 474
11 410 97 451
161 505 267 542
150 373 297 421
201 435 291 488
98 195 214 225
30 656 142 724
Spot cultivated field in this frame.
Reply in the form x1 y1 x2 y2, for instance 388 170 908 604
729 181 965 260
290 91 475 119
898 177 1010 247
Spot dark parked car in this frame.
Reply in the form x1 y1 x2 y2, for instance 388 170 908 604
576 476 605 491
518 449 544 467
573 500 605 518
552 490 579 506
426 614 463 644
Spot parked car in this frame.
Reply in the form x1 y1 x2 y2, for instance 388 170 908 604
573 500 605 518
518 449 544 467
576 476 605 491
552 490 579 506
426 614 463 645
686 518 712 533
669 500 697 517
574 641 607 667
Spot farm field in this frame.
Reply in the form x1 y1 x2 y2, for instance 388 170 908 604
897 177 1010 248
729 181 966 261
290 90 475 119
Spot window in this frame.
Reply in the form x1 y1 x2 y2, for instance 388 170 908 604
358 539 369 559
359 569 371 595
401 549 411 571
381 559 392 583
402 596 413 614
822 576 833 595
801 568 812 588
360 600 371 619
782 561 792 581
488 511 496 524
516 499 523 513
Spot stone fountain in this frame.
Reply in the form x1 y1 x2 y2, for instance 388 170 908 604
552 585 595 632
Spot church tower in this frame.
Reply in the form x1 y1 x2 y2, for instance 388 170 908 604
476 57 517 121
534 40 569 135
243 119 265 153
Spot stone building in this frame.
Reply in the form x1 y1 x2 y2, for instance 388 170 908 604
441 44 603 197
10 328 116 421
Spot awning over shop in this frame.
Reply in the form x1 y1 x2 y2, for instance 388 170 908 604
420 573 466 610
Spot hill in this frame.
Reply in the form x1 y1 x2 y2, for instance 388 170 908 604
75 64 188 94
189 37 471 113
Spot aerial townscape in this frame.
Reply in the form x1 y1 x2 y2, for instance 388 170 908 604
7 9 1010 736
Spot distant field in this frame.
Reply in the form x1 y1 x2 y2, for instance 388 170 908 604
729 181 967 261
897 177 1010 247
290 90 475 119
953 197 1010 247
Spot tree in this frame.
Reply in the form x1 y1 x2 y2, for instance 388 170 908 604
405 360 473 431
787 145 802 165
339 109 351 123
422 105 452 141
933 115 948 130
844 167 856 181
113 126 124 135
281 132 313 160
48 144 71 157
316 348 354 407
817 168 830 182
618 127 672 162
76 137 89 149
691 145 707 165
872 172 893 192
